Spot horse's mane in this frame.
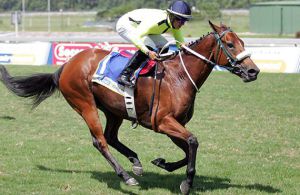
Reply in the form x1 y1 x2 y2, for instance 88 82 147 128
187 32 213 49
187 23 230 49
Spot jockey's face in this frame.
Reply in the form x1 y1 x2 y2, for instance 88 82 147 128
172 17 187 29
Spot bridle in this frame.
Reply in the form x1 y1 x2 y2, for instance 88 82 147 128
212 29 251 72
162 28 251 92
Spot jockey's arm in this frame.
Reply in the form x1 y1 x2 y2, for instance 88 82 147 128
172 29 185 48
131 21 163 57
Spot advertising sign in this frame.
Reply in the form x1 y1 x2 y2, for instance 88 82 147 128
247 47 300 73
52 42 137 65
0 42 51 65
1 41 299 73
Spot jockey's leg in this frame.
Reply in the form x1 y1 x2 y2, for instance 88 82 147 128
117 50 148 87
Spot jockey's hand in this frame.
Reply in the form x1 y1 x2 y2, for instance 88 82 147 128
180 42 188 48
148 50 158 60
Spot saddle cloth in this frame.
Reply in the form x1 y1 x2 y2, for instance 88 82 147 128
92 50 156 95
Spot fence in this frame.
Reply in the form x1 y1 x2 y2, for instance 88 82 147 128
0 11 114 33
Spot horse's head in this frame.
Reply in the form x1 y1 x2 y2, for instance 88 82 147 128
209 21 260 82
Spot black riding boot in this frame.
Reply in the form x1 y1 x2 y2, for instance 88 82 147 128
117 50 148 87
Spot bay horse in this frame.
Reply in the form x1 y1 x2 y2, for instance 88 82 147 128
0 21 259 195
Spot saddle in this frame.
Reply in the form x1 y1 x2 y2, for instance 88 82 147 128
92 49 177 89
96 50 156 82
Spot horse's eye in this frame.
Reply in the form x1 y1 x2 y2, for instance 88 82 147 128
227 42 234 49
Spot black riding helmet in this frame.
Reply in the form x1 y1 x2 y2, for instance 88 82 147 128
167 0 192 21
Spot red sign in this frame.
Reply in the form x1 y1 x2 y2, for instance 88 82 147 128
52 42 137 65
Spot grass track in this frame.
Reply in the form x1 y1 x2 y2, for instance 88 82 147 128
0 65 299 194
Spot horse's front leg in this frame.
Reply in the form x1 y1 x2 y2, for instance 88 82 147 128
157 116 199 195
152 136 188 172
181 134 198 194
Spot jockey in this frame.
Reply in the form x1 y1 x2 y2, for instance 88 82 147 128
116 0 192 87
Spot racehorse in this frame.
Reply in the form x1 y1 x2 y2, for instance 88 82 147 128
0 21 259 195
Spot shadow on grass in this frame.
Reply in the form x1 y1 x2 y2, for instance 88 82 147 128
0 115 16 120
37 165 281 194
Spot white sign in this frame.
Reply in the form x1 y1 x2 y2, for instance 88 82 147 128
0 42 51 65
246 46 300 73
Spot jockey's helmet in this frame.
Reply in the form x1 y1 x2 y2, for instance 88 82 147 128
167 0 192 21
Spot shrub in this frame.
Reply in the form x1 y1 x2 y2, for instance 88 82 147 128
197 2 221 20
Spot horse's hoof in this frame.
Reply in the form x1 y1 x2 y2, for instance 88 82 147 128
151 158 166 166
125 177 139 186
132 165 143 176
180 180 190 195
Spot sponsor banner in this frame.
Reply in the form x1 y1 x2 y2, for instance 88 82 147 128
2 41 289 73
52 42 137 65
52 43 300 73
0 42 51 65
246 47 300 73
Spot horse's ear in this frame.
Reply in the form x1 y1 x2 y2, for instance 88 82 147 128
208 20 220 33
220 22 228 29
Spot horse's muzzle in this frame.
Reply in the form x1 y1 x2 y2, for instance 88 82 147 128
232 64 260 82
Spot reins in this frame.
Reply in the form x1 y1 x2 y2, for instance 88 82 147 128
178 48 201 92
158 40 216 93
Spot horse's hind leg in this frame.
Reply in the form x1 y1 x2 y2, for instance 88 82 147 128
151 136 188 172
62 94 138 186
104 111 143 176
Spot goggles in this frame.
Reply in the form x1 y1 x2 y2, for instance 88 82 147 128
174 16 188 24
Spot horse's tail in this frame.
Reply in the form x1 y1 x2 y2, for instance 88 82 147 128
0 65 64 109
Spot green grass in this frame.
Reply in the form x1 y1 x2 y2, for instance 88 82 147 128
0 66 299 194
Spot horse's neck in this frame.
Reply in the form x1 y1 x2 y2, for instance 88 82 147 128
180 34 215 90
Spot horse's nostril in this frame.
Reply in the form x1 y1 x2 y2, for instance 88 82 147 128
248 69 259 77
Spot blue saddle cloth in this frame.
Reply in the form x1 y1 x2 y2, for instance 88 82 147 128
94 51 132 82
92 50 147 95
